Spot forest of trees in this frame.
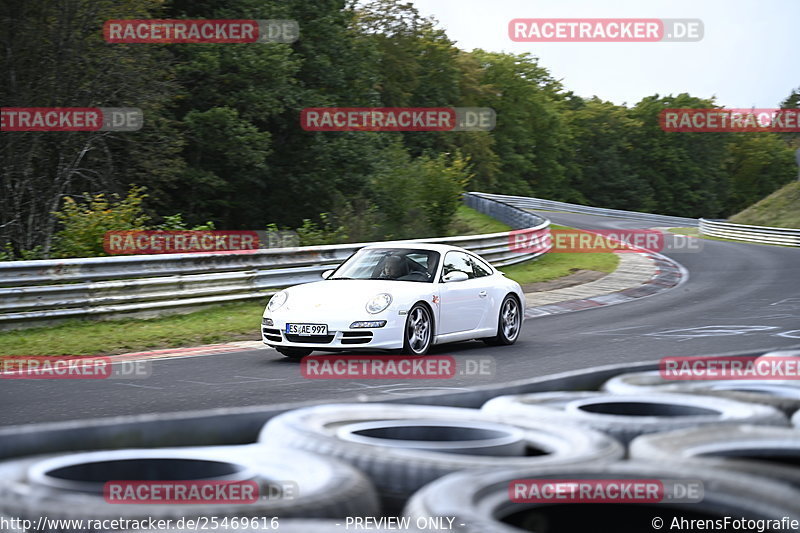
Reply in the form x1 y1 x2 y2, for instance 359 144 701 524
1 0 798 259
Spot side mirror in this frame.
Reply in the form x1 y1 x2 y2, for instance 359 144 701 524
321 269 334 279
443 271 469 283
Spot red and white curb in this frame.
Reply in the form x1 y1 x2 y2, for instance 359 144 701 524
525 250 686 318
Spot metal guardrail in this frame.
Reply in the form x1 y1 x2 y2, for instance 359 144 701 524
0 193 550 330
472 192 700 227
471 191 798 246
699 218 800 247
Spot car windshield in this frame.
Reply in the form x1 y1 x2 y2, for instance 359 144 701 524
329 248 440 282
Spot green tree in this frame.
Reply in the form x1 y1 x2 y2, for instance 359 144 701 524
50 186 150 258
779 87 800 148
724 133 797 215
416 152 472 236
468 51 578 200
565 98 652 210
629 94 730 217
0 0 181 258
369 143 470 238
175 107 272 227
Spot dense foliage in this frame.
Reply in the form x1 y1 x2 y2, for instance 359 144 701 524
1 0 797 258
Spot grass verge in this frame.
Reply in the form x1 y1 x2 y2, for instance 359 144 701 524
447 204 512 235
668 227 729 241
501 250 619 285
0 301 265 356
500 224 619 285
729 181 800 229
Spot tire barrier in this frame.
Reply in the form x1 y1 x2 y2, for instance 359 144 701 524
629 424 800 488
0 360 660 461
756 349 800 359
756 349 800 366
258 403 624 511
0 445 379 532
481 391 789 444
404 461 800 533
6 352 800 529
793 410 800 428
601 371 800 416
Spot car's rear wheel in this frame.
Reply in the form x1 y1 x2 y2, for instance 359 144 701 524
277 347 313 359
484 294 521 346
402 304 432 355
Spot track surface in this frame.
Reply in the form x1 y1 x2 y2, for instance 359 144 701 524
3 212 799 426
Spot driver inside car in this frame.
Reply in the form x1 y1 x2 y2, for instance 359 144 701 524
379 255 406 279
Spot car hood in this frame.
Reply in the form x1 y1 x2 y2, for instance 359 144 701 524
275 279 428 314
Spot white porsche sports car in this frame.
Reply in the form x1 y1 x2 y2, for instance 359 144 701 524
262 243 525 358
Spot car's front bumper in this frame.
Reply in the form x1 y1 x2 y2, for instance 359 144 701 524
262 314 404 350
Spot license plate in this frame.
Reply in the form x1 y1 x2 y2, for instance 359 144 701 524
286 323 328 336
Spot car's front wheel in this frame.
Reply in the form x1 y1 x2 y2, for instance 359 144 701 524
484 294 521 346
402 303 433 355
277 347 313 359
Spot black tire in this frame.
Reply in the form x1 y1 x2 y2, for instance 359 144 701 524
276 347 312 359
602 370 800 416
0 445 379 529
756 349 800 362
483 294 521 346
629 424 800 488
402 303 433 355
258 403 623 512
405 461 800 533
482 391 788 444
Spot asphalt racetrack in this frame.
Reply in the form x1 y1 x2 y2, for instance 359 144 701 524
3 211 799 426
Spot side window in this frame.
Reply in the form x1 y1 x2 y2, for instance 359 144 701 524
406 253 429 270
442 252 475 279
471 255 492 278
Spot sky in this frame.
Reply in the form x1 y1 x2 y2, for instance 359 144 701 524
406 0 799 109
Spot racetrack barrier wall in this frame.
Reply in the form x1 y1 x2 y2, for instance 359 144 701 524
699 218 800 247
472 192 700 227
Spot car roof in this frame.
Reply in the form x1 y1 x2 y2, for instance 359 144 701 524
361 242 470 253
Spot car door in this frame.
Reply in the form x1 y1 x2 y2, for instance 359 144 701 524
438 251 486 334
468 253 497 330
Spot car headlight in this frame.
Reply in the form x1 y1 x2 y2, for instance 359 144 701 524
366 293 392 314
350 320 387 328
267 291 288 312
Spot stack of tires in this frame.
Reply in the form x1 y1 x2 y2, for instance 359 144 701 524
2 350 799 532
